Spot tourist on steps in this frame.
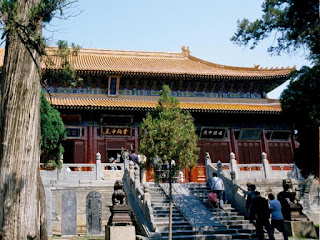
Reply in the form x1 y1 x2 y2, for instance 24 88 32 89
253 191 275 240
246 183 256 225
268 193 289 240
211 172 224 208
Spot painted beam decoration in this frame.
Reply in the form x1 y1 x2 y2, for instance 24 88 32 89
200 128 226 139
101 126 132 138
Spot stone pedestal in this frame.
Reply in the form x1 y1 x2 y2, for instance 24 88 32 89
105 225 135 240
110 205 132 225
284 220 318 239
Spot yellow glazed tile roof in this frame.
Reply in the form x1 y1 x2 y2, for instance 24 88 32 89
0 47 294 79
48 94 282 114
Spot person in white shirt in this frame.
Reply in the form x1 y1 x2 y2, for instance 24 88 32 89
268 193 288 240
211 172 225 208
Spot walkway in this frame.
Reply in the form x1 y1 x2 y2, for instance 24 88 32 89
161 183 223 228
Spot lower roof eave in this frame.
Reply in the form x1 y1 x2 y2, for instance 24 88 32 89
53 105 281 114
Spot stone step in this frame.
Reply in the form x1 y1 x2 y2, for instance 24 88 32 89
221 220 251 225
230 232 256 239
210 207 237 213
160 228 239 237
151 194 166 198
154 216 186 222
228 224 255 230
156 233 233 239
155 220 189 226
153 209 180 213
153 205 177 210
153 210 182 215
154 213 184 218
151 199 170 203
216 215 245 221
156 224 193 231
152 203 172 207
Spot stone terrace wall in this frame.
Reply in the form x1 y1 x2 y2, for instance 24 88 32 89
46 184 114 235
46 186 113 235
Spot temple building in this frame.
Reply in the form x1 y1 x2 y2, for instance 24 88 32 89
6 46 297 182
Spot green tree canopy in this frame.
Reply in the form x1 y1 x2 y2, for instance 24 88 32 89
231 0 319 62
40 90 66 168
139 85 199 178
231 0 319 176
139 85 199 240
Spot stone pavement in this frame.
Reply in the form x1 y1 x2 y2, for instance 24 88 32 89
161 183 225 228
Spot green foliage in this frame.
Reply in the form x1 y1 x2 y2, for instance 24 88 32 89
281 66 320 176
231 0 320 177
231 0 319 62
40 90 66 168
0 0 77 55
139 85 199 182
48 40 83 87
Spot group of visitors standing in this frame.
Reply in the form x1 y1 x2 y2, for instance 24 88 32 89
209 174 289 240
246 183 289 240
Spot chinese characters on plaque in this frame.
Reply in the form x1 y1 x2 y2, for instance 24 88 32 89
200 128 226 140
66 127 82 138
101 127 132 138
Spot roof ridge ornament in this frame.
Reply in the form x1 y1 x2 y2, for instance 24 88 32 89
181 45 190 57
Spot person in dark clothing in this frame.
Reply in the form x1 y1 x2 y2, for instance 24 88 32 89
129 149 139 165
253 191 275 240
246 184 256 225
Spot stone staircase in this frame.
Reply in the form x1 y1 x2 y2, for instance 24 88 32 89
187 183 284 240
149 184 260 239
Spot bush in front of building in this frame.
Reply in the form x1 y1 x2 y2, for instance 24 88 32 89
40 91 66 169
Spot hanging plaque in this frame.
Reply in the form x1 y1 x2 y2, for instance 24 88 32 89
200 128 226 140
101 126 132 138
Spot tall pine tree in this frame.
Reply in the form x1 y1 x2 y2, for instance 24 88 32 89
140 85 199 240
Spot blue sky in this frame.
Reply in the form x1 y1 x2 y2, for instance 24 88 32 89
44 0 310 99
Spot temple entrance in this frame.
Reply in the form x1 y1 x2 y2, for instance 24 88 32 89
62 140 74 163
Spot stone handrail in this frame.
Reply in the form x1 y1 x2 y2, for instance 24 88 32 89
40 153 124 183
206 152 302 181
122 156 159 238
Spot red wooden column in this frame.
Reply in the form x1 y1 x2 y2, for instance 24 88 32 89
261 129 269 158
230 129 239 162
87 126 94 164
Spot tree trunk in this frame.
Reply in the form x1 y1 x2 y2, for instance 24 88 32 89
0 1 47 239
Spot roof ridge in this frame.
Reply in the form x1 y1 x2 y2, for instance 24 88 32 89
188 55 295 72
45 46 187 59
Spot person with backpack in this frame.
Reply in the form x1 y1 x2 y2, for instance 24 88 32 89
208 190 218 208
211 172 225 208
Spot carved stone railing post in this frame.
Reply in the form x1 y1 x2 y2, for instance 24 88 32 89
129 161 135 191
96 152 102 180
217 160 222 177
205 152 212 184
262 152 270 179
230 152 238 180
57 153 64 181
143 183 151 204
230 170 237 202
134 169 140 194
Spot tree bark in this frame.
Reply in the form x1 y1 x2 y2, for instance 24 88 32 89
0 1 47 239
